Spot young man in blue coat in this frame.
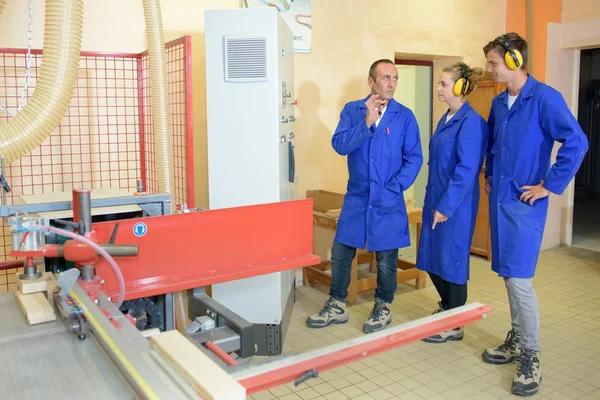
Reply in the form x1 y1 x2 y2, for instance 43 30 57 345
306 59 423 334
481 33 588 396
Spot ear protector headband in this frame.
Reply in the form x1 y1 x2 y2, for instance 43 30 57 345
496 35 523 70
452 62 470 97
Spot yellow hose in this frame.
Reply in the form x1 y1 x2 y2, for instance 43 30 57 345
0 0 84 163
142 0 186 332
142 0 175 213
0 0 185 331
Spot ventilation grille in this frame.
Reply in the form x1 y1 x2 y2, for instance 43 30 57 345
224 36 268 82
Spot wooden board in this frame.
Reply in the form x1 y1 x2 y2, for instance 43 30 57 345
17 272 55 295
15 291 57 325
150 330 245 400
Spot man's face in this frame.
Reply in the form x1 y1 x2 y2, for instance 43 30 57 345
486 50 511 82
368 63 399 101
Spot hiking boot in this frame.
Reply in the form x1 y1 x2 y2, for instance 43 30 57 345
482 329 522 364
423 327 464 343
362 298 391 333
306 296 348 328
512 348 542 396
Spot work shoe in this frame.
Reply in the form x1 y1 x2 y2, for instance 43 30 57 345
363 298 391 333
422 327 464 343
482 329 522 364
306 296 348 328
512 348 542 396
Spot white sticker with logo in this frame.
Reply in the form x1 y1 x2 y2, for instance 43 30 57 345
133 222 148 237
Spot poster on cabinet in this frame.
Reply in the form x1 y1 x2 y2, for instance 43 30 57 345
246 0 312 53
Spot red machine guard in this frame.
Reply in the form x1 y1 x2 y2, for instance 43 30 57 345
91 199 320 300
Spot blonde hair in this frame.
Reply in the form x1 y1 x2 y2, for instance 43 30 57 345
443 63 484 96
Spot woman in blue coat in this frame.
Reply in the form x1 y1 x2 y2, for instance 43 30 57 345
417 62 487 343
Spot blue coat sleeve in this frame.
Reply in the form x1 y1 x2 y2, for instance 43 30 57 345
385 115 423 193
331 104 374 155
436 117 486 218
485 103 496 180
540 93 589 195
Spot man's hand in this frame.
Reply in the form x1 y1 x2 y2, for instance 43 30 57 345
365 94 385 128
485 177 492 194
520 180 550 205
432 210 448 230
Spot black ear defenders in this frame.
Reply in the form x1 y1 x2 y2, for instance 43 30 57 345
453 62 470 97
496 35 523 70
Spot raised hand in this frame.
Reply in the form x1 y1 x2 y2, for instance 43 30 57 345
365 94 386 128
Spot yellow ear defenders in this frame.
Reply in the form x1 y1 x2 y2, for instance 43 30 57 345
496 35 523 70
452 62 470 97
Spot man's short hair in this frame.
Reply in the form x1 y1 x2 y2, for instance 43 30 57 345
369 59 395 80
483 32 528 70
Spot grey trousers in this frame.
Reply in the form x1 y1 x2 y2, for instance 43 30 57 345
505 277 541 351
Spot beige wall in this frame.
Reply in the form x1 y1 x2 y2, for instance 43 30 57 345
562 0 600 23
0 0 239 209
293 0 506 199
1 0 508 207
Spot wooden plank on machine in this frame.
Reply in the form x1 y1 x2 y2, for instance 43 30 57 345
15 291 57 325
150 330 245 400
17 271 55 295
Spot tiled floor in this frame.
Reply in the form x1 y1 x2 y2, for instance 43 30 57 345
247 206 600 399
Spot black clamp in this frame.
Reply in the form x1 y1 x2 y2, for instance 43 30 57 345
0 174 10 193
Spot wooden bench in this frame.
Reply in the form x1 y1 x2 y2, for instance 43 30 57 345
304 190 426 306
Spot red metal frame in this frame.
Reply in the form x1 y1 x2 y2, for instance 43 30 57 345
238 304 493 395
138 36 194 208
89 199 320 300
183 36 194 208
0 37 195 291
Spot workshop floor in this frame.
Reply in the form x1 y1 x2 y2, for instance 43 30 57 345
250 202 600 400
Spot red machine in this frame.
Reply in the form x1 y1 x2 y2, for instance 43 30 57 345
10 188 320 303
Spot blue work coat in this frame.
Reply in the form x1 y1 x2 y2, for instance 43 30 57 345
416 102 488 284
487 76 588 278
332 96 423 251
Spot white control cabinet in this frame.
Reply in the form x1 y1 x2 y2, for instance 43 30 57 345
205 8 296 326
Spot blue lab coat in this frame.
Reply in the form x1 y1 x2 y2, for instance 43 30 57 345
332 96 423 251
486 76 588 278
416 102 488 284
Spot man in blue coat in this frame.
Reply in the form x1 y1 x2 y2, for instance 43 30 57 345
306 59 423 334
481 33 588 396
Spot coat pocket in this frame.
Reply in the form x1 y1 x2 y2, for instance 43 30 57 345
380 185 402 214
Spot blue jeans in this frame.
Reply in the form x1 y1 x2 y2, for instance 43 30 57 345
329 241 399 304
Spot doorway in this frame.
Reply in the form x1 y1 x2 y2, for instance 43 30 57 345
573 48 600 252
393 60 433 209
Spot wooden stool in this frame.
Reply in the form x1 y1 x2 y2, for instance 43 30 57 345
304 190 426 306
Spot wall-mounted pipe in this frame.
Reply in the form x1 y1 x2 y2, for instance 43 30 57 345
142 0 175 213
143 0 183 331
0 0 84 163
